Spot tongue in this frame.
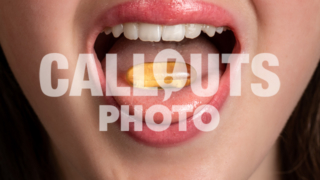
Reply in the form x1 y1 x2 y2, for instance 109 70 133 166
102 35 222 124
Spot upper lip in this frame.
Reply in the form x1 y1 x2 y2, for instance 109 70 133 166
86 0 250 55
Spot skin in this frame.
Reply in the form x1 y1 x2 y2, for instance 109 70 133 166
0 0 320 179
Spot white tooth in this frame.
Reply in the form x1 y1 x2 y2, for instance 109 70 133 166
202 25 209 32
112 24 123 38
206 26 216 37
123 23 138 40
139 23 162 42
185 24 202 39
202 25 216 37
162 24 185 42
223 27 227 31
104 27 112 35
216 27 224 34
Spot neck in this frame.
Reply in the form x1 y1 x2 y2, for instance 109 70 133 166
249 141 281 180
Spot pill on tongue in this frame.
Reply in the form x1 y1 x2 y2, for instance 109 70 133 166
103 35 221 124
126 62 197 89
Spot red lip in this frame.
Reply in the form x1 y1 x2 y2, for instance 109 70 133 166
88 0 244 147
100 0 233 27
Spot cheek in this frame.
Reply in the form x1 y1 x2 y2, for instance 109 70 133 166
252 0 320 45
229 1 320 172
0 0 81 78
0 0 80 51
0 0 84 133
251 0 320 95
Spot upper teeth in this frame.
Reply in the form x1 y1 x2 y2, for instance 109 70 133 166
104 23 227 42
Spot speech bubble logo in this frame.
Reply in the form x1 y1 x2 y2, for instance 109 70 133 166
153 49 189 101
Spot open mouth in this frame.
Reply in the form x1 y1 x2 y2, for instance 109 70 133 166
88 0 243 147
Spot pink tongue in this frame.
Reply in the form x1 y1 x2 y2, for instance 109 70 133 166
103 35 221 124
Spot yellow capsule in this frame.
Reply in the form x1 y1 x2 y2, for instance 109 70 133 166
126 62 197 89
